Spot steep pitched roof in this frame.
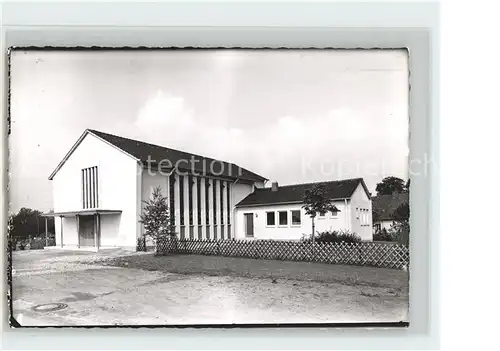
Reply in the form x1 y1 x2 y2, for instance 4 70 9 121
236 178 370 207
49 129 267 182
372 193 409 221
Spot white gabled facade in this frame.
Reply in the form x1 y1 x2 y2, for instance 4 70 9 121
51 132 142 250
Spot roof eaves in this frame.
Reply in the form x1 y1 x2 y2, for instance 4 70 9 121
235 200 304 208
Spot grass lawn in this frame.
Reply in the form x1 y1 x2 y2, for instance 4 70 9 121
96 253 408 291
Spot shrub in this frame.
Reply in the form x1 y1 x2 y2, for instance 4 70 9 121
373 228 394 241
313 230 362 243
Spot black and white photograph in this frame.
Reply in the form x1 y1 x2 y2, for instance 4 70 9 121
8 48 410 327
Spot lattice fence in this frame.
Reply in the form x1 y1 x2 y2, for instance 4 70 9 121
155 238 409 270
137 237 147 252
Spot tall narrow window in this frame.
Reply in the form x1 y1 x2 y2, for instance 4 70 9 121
226 182 231 225
220 181 224 225
197 177 202 226
169 173 176 226
279 211 288 226
205 178 210 225
188 175 193 225
179 176 185 226
82 166 98 209
213 179 217 225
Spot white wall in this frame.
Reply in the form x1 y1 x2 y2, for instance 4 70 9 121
58 217 78 246
100 214 121 247
234 200 349 241
52 133 140 248
348 183 373 241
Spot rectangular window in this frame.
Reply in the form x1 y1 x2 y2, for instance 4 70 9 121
279 211 288 226
266 212 275 226
205 178 210 225
318 211 326 218
356 207 359 219
196 177 202 225
82 166 98 209
179 176 185 226
291 210 301 225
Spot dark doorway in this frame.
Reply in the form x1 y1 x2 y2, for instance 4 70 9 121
79 215 95 247
244 213 254 237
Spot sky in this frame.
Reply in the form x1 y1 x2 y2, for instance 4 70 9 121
9 49 409 213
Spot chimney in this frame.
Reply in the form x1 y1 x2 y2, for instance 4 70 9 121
271 182 279 192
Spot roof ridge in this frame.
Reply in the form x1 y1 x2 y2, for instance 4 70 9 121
87 129 268 181
263 177 363 189
89 128 234 165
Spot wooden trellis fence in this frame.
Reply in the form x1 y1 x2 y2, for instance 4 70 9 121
153 237 409 270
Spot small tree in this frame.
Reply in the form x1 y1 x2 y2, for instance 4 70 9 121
302 184 339 242
391 201 410 246
139 186 175 249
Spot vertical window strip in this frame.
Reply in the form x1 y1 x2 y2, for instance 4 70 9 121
93 167 97 208
197 177 202 225
89 167 94 208
84 168 89 209
226 182 231 225
82 169 85 209
83 169 87 209
205 178 210 225
212 179 217 225
169 173 175 226
179 176 185 226
95 166 99 208
87 168 91 208
188 175 193 226
220 181 224 225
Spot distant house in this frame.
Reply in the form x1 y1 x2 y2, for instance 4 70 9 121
235 179 373 241
371 193 409 234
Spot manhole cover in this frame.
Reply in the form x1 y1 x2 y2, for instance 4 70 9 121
32 303 68 312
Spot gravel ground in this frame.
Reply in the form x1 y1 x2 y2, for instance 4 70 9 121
12 249 408 326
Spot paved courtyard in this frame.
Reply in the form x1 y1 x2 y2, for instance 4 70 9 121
11 249 408 326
